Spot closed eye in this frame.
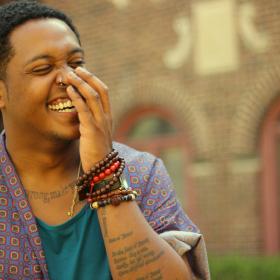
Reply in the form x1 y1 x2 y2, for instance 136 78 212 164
32 65 53 75
69 60 85 69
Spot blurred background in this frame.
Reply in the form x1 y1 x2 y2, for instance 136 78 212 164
1 0 280 278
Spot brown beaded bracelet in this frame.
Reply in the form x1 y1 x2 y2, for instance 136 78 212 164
79 157 125 193
76 149 119 187
90 192 137 209
78 158 125 200
90 189 137 203
78 178 120 201
87 179 123 198
84 158 126 202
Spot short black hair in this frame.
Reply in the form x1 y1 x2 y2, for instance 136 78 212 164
0 0 81 80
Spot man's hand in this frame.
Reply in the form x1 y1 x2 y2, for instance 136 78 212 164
66 68 193 280
66 67 113 171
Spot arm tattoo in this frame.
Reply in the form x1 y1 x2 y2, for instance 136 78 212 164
109 231 133 244
100 207 109 238
136 269 163 280
111 238 165 277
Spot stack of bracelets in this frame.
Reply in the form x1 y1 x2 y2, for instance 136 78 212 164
76 149 138 209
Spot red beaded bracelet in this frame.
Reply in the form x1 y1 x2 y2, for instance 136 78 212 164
76 149 119 188
89 160 120 192
86 158 125 202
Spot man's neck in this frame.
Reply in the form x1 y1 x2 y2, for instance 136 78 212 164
4 130 80 192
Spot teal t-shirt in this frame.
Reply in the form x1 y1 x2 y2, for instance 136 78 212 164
36 205 111 280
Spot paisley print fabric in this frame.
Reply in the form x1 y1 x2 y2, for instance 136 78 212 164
0 134 198 279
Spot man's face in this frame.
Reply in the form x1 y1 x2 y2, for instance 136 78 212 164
2 18 85 141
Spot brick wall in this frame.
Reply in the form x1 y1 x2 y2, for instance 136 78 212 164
39 0 280 255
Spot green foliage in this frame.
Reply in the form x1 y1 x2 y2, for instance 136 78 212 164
209 255 280 280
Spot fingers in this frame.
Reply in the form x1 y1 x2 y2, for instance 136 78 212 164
74 67 112 118
66 85 95 126
67 71 105 123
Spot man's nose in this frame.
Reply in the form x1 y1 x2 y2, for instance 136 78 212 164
55 65 73 86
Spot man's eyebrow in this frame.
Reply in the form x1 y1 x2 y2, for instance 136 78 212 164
25 48 85 65
68 48 84 56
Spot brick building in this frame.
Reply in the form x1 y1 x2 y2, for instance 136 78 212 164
1 0 280 256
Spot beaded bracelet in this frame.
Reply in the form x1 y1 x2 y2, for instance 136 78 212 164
87 158 125 191
86 179 124 201
69 150 128 216
76 149 119 187
78 178 120 201
88 158 125 192
77 157 125 201
89 177 138 208
90 193 137 209
90 189 137 203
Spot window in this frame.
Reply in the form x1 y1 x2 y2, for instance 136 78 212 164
115 106 195 212
261 97 280 254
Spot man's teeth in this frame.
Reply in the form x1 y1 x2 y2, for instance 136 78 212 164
48 100 75 112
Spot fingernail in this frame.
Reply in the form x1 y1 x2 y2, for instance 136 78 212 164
67 71 75 78
75 67 85 73
67 85 75 92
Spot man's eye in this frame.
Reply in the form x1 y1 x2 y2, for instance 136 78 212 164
32 65 52 74
69 60 85 68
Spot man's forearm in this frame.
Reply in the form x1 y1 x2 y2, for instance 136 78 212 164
97 201 192 280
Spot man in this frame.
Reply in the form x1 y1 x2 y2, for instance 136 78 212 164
0 1 209 279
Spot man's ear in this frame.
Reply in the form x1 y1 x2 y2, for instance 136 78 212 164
0 80 7 109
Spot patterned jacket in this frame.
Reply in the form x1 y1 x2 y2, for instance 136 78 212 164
0 134 198 279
